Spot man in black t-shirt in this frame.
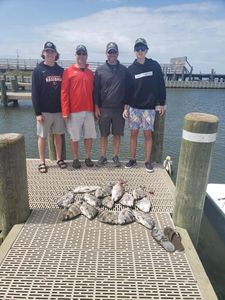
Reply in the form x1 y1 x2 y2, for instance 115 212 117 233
94 42 132 167
123 38 166 173
32 42 67 173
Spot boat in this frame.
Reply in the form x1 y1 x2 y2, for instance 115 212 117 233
198 184 225 300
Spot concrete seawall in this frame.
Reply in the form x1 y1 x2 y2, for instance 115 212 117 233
166 80 225 89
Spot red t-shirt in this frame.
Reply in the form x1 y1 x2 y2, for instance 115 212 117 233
61 64 94 116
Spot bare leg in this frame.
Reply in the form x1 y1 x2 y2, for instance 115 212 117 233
70 140 79 160
130 129 139 160
100 136 108 158
54 134 62 161
84 138 92 159
144 130 153 162
38 136 46 164
113 135 121 157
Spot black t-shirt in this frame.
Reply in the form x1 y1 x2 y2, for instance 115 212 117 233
127 58 166 109
32 62 64 116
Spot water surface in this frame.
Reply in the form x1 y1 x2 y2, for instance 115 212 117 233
0 88 225 183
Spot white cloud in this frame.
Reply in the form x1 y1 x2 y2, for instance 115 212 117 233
1 1 225 73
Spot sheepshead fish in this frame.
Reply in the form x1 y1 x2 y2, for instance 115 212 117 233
57 191 74 209
132 210 155 229
97 210 119 225
84 193 102 207
95 183 113 198
80 202 98 219
118 208 135 225
73 186 100 194
102 196 114 209
119 192 134 208
111 180 126 202
62 203 81 221
132 187 147 200
136 197 152 212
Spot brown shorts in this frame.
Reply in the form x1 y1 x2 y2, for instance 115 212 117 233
99 107 125 136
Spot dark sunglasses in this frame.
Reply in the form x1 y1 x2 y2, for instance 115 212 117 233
108 50 118 54
135 46 147 52
77 51 87 56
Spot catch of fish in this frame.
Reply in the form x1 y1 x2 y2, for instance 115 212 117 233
58 181 152 225
57 181 178 252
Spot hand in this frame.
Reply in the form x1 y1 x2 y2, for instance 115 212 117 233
123 108 129 119
95 106 101 119
36 115 44 123
156 106 165 116
63 115 69 121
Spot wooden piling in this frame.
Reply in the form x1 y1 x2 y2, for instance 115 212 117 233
0 80 8 106
173 112 219 247
151 110 166 163
11 76 19 92
0 133 30 239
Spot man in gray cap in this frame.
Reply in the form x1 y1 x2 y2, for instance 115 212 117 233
123 38 166 173
61 44 96 169
94 42 132 167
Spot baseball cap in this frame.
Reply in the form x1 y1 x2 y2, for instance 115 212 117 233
106 42 118 53
76 45 87 54
43 41 57 52
134 38 149 49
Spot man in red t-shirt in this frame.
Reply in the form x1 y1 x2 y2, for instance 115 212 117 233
61 45 96 169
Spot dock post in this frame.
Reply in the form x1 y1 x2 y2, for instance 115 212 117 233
11 76 19 92
48 133 66 161
0 133 30 239
0 80 8 107
151 108 166 163
173 112 219 247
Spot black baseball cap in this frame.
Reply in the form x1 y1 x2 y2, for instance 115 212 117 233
134 38 149 49
43 41 57 52
76 44 87 54
106 42 118 53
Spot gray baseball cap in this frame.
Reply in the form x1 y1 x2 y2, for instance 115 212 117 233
76 44 87 54
106 42 118 53
134 38 149 49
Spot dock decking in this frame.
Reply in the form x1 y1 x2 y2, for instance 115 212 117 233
0 159 216 299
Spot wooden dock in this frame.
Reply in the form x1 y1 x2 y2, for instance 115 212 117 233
0 159 217 299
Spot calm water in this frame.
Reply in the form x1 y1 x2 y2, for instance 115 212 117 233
0 88 225 183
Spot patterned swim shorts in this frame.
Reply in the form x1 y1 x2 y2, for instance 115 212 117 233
128 107 155 131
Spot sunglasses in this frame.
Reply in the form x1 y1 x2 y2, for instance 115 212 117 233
108 50 118 54
135 46 147 52
77 51 87 56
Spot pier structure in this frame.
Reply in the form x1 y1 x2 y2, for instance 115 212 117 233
1 57 225 83
0 159 217 299
0 109 219 299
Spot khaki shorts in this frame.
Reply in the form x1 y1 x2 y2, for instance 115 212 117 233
66 111 97 142
37 112 66 138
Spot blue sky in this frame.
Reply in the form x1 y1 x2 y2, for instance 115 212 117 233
1 0 225 73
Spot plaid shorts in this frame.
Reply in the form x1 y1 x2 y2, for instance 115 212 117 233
128 107 155 131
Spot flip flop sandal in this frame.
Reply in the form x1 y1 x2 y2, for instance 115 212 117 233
57 159 67 169
164 226 184 252
38 163 47 173
151 227 175 252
